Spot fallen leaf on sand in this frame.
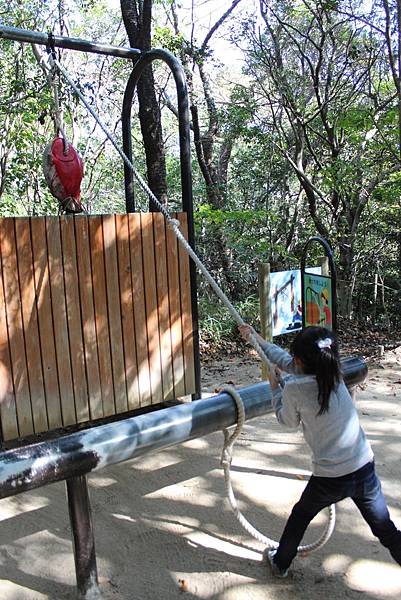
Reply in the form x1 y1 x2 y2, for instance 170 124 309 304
178 579 189 592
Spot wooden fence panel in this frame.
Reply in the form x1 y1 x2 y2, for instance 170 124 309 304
30 218 62 430
16 218 49 433
0 222 18 441
103 215 128 414
88 216 115 418
116 215 140 412
177 214 196 395
153 214 175 400
166 216 186 398
74 217 103 420
142 213 164 403
0 213 197 443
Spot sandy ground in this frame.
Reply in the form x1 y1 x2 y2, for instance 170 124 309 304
0 348 400 600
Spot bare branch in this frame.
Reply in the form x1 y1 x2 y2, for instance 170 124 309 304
200 0 243 53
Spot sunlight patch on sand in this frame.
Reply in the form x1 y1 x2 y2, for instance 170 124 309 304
89 476 117 488
345 559 401 596
0 580 48 599
0 496 50 520
186 532 261 560
322 553 352 574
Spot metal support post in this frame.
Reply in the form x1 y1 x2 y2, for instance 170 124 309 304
66 475 99 599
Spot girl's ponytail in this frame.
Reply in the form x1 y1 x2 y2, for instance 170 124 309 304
290 327 341 414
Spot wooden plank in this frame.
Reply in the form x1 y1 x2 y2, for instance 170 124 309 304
88 216 115 418
165 215 186 398
74 216 103 420
46 218 76 427
153 213 174 400
177 214 196 395
0 227 18 441
15 219 49 433
0 218 34 437
102 215 128 414
59 216 90 423
128 214 152 407
115 215 140 412
30 217 63 431
141 213 163 403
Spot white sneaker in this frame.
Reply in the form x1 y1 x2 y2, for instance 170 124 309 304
264 548 289 578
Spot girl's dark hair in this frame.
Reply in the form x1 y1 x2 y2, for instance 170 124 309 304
290 326 341 415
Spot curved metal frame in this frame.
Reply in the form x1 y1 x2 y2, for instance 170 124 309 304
122 50 192 215
122 49 200 399
301 236 337 331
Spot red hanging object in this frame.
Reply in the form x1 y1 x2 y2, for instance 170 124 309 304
43 137 84 213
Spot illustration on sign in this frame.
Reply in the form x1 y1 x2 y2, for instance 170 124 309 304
270 268 321 337
303 272 333 329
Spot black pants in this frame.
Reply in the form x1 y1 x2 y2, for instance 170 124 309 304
275 461 401 570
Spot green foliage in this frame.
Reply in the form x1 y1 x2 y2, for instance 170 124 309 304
199 294 260 347
1 0 401 330
153 26 186 54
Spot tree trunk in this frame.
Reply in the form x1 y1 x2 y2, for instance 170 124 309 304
120 0 168 210
337 238 354 318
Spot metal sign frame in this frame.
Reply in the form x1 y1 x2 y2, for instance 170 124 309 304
301 236 337 331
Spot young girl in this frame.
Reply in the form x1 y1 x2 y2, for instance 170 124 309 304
239 324 401 577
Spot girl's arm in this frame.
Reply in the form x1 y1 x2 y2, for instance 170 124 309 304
271 383 300 429
238 324 298 373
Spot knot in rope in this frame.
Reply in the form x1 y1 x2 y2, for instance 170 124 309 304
167 218 181 231
220 446 232 468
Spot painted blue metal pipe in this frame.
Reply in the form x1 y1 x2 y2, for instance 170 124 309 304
0 356 367 499
0 381 268 499
0 25 141 59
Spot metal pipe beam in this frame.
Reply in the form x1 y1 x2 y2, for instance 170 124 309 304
0 356 366 499
0 25 141 59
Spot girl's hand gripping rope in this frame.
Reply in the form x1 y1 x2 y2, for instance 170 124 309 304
239 324 283 389
268 364 283 390
239 324 257 343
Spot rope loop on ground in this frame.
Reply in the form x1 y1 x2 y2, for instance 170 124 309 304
221 385 336 555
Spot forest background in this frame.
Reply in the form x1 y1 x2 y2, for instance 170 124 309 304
1 0 401 355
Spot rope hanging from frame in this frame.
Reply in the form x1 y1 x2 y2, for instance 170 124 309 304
45 47 336 555
33 41 85 214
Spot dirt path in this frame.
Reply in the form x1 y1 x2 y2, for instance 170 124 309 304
0 348 400 599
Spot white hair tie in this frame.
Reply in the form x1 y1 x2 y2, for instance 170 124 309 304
317 338 332 349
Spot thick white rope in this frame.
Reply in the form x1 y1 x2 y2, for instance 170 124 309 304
221 385 336 555
50 53 336 554
32 45 70 151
